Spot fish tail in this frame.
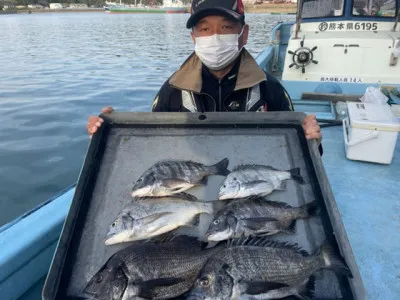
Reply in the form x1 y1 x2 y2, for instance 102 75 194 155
289 168 305 184
299 201 319 218
209 157 230 176
283 219 297 234
212 200 228 213
319 240 353 278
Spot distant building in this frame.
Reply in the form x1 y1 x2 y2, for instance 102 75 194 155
49 3 62 9
28 4 44 9
2 3 16 10
163 0 185 7
68 3 88 8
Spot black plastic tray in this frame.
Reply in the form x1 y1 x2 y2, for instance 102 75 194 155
43 112 366 300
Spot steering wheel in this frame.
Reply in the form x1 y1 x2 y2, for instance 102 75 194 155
288 39 318 74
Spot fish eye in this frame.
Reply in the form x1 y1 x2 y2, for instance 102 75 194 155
233 177 237 181
111 222 116 227
96 275 103 284
223 185 226 188
213 219 220 225
199 277 209 286
137 178 143 182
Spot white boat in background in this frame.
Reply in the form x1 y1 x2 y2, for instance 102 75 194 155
104 0 188 14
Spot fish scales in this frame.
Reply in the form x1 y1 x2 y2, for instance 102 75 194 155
105 196 215 244
207 197 318 241
210 247 318 285
83 237 225 300
219 165 304 200
132 158 230 197
187 238 351 300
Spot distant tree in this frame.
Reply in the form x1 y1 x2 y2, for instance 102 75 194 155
37 0 48 6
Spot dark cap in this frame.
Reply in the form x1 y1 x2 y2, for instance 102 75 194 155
186 0 245 29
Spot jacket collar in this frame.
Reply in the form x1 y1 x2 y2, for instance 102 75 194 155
169 48 267 93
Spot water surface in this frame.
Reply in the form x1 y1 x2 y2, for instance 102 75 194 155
0 12 294 226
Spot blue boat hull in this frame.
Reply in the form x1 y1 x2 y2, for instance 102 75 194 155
0 126 399 299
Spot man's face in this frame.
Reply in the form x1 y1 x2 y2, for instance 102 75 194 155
191 15 249 49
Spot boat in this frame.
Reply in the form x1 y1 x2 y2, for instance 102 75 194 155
1 0 399 299
255 0 400 120
104 0 187 14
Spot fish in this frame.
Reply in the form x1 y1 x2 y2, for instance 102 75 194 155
105 194 218 245
186 237 352 300
206 196 318 241
218 165 305 200
131 158 230 197
83 236 225 300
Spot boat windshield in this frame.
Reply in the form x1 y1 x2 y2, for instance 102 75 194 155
302 0 345 18
352 0 397 16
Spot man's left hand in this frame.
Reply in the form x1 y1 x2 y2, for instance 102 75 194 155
303 114 322 143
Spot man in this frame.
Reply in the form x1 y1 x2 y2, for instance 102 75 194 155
87 0 322 145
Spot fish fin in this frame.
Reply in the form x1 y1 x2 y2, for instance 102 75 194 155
263 165 279 170
277 180 287 190
212 200 229 213
189 213 202 226
230 237 309 256
146 230 181 243
242 217 279 230
240 280 289 295
136 277 185 299
161 178 189 188
149 226 203 243
303 276 316 299
210 157 230 176
199 176 208 185
294 276 315 300
289 168 305 184
306 201 319 217
319 240 353 278
245 180 275 192
252 197 293 208
232 164 262 172
139 212 173 225
173 192 199 201
283 219 297 234
301 201 319 218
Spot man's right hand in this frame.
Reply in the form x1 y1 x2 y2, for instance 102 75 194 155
87 106 113 137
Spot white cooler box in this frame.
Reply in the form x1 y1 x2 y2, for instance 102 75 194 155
343 103 400 164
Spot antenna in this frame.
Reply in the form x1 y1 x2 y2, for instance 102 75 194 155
294 0 303 39
393 8 399 32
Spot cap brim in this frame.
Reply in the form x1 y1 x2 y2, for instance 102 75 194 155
186 7 244 29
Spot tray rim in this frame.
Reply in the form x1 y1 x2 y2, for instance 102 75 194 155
42 112 366 300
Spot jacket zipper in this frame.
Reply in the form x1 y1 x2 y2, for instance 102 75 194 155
170 84 217 112
218 80 222 112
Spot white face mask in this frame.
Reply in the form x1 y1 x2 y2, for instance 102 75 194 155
194 27 244 71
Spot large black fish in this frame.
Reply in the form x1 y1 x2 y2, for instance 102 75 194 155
83 236 225 300
187 237 352 300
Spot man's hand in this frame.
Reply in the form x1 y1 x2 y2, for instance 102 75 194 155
303 114 322 143
87 106 114 137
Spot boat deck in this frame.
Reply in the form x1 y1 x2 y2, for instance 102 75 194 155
14 126 400 300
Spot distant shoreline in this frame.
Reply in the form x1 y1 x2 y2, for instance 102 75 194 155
1 8 104 14
1 4 297 15
245 3 297 14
